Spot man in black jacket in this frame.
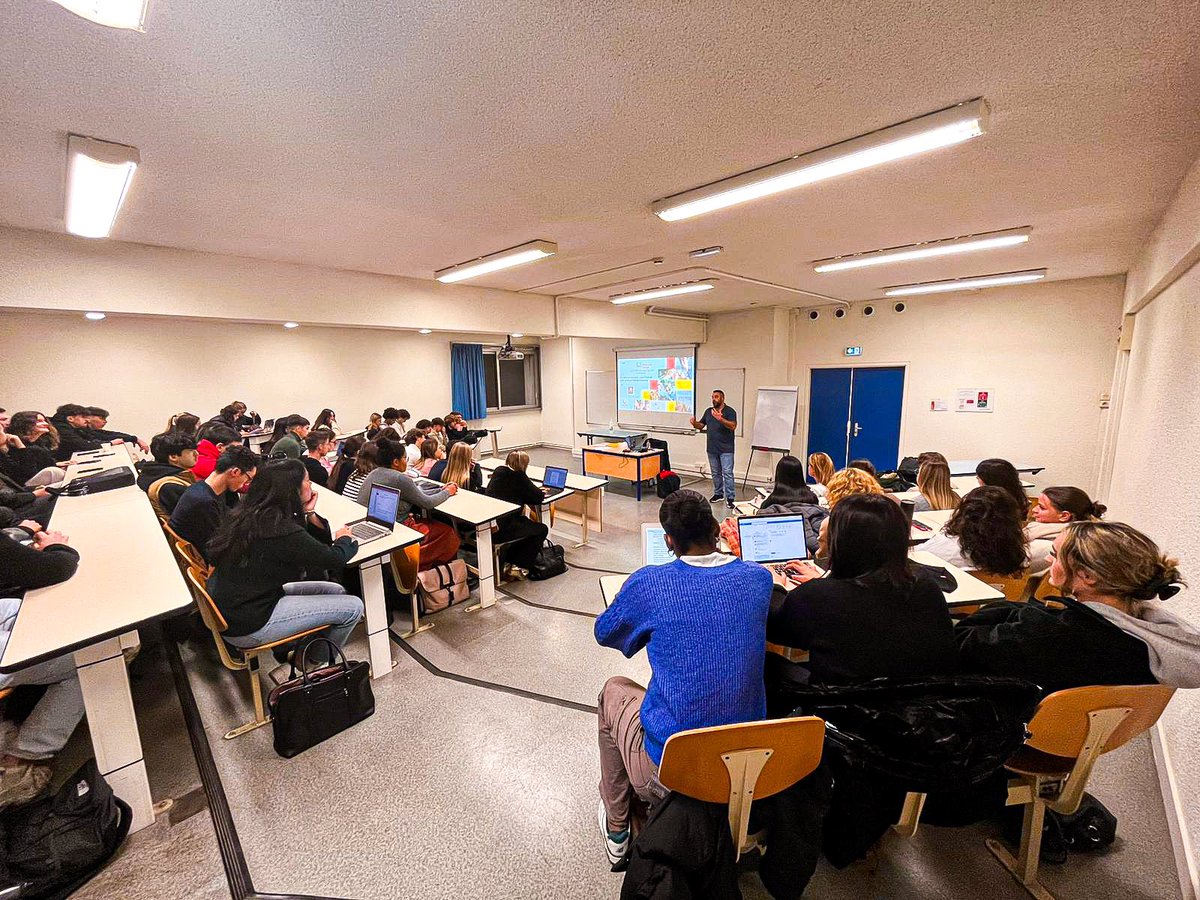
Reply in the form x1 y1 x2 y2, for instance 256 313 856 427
0 525 85 808
135 432 198 516
48 404 104 462
84 407 148 454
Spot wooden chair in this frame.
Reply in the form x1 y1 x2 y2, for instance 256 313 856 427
656 716 825 860
965 569 1042 603
162 521 212 578
184 567 329 740
987 684 1175 899
389 545 431 638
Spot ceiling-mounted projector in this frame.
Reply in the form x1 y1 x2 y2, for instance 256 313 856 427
498 336 524 360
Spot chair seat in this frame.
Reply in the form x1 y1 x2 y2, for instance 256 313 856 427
1004 746 1076 779
224 624 330 657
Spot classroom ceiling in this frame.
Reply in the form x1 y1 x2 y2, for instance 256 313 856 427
1 0 1199 316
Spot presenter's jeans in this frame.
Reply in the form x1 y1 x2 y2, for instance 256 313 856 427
0 598 85 760
708 451 736 502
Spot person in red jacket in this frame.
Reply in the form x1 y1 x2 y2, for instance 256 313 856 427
192 424 240 479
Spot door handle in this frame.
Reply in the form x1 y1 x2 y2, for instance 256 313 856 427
853 422 862 437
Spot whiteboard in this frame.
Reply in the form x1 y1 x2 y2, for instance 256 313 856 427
751 386 799 451
694 368 745 437
585 370 615 426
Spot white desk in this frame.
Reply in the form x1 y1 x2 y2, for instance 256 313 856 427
310 486 423 674
478 458 606 546
577 428 648 446
483 427 502 458
948 460 1043 478
908 550 1004 607
599 574 627 608
66 444 138 484
0 483 193 833
950 475 1036 495
913 508 954 532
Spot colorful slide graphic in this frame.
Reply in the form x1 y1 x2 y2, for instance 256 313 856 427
617 355 696 414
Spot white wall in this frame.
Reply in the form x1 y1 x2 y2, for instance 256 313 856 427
0 309 543 448
791 276 1126 491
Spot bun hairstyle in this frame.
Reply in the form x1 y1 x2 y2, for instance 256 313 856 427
659 489 719 553
1059 522 1184 602
1042 486 1107 521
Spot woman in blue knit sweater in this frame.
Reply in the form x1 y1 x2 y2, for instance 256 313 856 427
593 489 773 866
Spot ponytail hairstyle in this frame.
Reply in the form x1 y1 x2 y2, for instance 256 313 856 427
808 452 835 487
1057 522 1184 603
329 435 365 489
1042 486 1106 522
945 486 1028 576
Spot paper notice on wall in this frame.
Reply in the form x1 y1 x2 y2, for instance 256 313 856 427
931 398 949 412
956 389 993 413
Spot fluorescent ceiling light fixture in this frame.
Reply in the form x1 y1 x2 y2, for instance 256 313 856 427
283 321 300 329
814 227 1031 273
883 268 1047 297
65 134 140 238
611 281 715 305
653 99 989 222
50 0 148 31
84 311 106 320
689 246 724 258
418 328 433 334
435 240 557 283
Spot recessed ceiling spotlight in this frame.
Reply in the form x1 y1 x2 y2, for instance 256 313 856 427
50 0 149 31
511 332 524 337
283 321 299 329
689 246 724 258
883 268 1047 297
84 311 106 321
65 134 140 238
435 240 557 283
813 227 1031 273
610 281 715 305
418 328 433 334
652 99 989 221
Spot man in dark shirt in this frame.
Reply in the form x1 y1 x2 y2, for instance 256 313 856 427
170 446 258 560
689 389 738 510
84 407 149 454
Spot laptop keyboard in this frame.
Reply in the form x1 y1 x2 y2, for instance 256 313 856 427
349 522 386 541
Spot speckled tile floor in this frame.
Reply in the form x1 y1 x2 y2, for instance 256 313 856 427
52 447 1185 899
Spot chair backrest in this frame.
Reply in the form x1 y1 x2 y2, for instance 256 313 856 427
185 565 229 634
1025 684 1175 758
1033 575 1060 601
966 569 1038 602
162 520 210 574
389 545 421 594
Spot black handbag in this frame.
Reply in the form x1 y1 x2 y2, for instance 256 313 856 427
53 468 136 496
267 638 375 758
527 539 567 581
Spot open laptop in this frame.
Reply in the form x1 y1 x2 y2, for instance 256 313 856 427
640 523 676 567
345 484 401 542
541 465 569 497
737 513 811 574
261 418 275 431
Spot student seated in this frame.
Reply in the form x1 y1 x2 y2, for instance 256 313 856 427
230 402 259 431
847 458 877 478
206 405 239 432
1027 486 1106 573
912 457 960 512
302 428 336 487
192 424 241 479
364 413 383 441
921 486 1028 575
445 411 484 446
358 440 460 567
975 458 1029 513
414 437 444 477
815 467 885 560
164 412 201 440
136 432 199 516
169 446 258 559
756 455 826 555
767 493 956 685
206 460 363 674
329 435 365 495
84 407 148 453
429 417 448 450
402 429 423 467
0 523 84 807
381 407 408 432
429 441 482 492
0 414 60 488
313 408 337 432
484 450 550 576
270 415 310 460
48 404 106 461
341 441 379 502
260 418 290 454
594 490 773 864
807 451 834 498
956 522 1200 694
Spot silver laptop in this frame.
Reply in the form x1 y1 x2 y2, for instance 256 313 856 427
736 513 811 570
640 523 676 567
346 484 401 542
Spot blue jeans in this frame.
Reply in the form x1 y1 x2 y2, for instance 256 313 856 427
0 598 85 760
226 582 363 664
708 451 735 502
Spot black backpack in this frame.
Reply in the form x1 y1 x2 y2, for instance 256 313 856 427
1 759 131 900
655 471 681 499
527 540 567 581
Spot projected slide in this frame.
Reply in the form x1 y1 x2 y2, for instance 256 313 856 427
618 355 695 414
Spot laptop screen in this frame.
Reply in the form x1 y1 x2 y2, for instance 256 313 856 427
640 524 676 567
543 466 568 490
737 514 810 564
366 484 400 527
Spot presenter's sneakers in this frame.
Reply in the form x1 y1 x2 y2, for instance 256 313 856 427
726 501 736 511
709 493 722 502
598 798 630 868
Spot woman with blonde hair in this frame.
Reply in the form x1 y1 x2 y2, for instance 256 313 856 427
816 467 884 561
430 441 482 491
957 521 1200 693
807 452 835 498
913 459 959 512
364 413 383 441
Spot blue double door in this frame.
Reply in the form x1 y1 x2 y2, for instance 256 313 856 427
806 366 906 472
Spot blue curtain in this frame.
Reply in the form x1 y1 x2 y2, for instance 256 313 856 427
451 343 488 421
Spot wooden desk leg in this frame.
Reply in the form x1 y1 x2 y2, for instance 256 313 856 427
466 523 496 612
360 558 396 679
75 635 154 833
575 490 590 548
489 430 500 458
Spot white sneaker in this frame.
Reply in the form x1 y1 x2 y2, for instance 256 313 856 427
598 798 629 866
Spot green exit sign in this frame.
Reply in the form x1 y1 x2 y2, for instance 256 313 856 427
844 346 863 357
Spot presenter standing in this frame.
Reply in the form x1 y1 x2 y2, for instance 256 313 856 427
690 390 737 510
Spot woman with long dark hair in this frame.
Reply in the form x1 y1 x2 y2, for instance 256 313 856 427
756 455 826 555
206 460 362 666
922 486 1028 575
329 435 365 495
767 493 957 684
313 408 338 431
975 458 1028 513
261 418 290 454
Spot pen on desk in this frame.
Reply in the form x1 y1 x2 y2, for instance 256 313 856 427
911 521 933 532
76 466 103 474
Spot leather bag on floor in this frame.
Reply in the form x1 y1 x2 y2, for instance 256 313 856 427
527 540 567 581
267 638 375 758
